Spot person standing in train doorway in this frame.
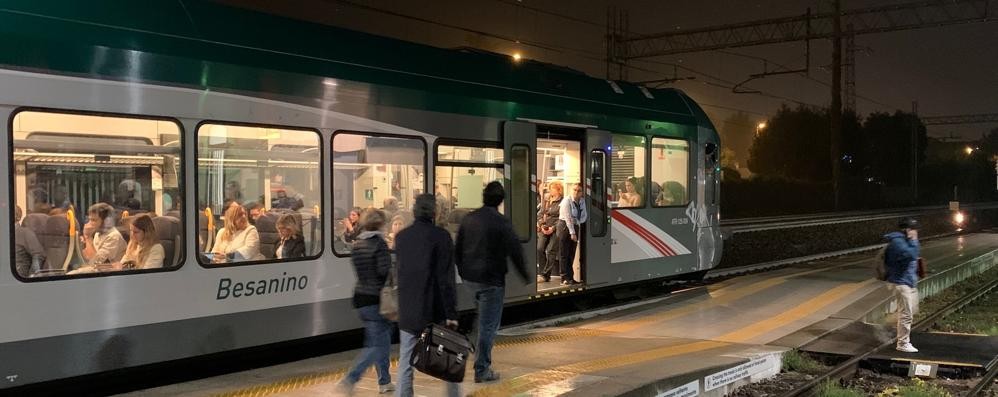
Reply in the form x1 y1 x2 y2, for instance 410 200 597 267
558 183 588 285
394 194 461 397
455 182 529 383
884 217 920 353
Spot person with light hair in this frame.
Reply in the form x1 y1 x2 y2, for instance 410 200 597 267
275 213 306 259
211 202 264 262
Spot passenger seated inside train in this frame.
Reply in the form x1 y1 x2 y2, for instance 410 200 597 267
113 214 164 270
244 201 264 226
341 208 361 244
14 205 46 277
210 202 265 263
618 177 643 207
385 212 412 249
275 213 306 259
655 181 686 206
81 202 127 265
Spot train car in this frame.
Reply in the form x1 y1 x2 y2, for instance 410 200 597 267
0 0 721 389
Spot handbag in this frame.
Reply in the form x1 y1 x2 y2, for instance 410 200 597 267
379 265 399 322
409 323 475 383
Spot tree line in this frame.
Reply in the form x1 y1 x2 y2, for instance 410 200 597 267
717 105 997 217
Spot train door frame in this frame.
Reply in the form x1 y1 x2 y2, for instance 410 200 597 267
535 130 585 292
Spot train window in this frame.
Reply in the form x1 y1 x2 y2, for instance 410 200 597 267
509 145 531 240
196 123 323 266
651 138 690 207
434 143 503 238
610 134 646 208
332 133 425 255
10 110 184 279
589 150 607 237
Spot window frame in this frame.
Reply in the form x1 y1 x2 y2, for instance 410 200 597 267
609 133 648 210
509 144 532 242
194 120 325 268
434 139 503 168
330 130 428 258
8 107 187 282
650 136 692 208
589 149 608 238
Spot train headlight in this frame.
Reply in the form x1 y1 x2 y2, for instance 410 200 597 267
954 211 965 225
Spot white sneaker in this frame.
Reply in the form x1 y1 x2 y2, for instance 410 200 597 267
378 383 396 394
896 343 919 353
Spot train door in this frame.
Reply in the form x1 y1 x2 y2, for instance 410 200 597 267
502 120 536 298
584 129 612 287
536 131 583 292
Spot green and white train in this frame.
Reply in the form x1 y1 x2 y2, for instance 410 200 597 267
0 0 721 389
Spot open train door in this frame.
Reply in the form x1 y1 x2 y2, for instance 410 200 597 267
584 129 612 286
502 120 537 297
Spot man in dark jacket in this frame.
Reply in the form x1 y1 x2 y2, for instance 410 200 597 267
455 182 529 383
395 194 460 397
884 217 920 353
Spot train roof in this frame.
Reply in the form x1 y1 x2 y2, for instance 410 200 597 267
0 1 716 133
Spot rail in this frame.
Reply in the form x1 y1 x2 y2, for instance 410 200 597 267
779 278 998 397
720 202 998 234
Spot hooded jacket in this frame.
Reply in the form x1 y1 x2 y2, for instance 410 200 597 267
883 231 919 288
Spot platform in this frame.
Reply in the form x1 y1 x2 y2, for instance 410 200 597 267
117 233 998 397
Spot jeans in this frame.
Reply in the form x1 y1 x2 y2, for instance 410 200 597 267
557 221 579 281
467 282 505 379
345 304 392 386
891 284 919 345
397 330 461 397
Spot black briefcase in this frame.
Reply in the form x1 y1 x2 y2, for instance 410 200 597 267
409 324 475 383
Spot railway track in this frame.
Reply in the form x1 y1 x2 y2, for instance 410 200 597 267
779 278 998 397
720 202 998 234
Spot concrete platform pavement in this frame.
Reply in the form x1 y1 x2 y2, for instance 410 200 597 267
118 233 998 397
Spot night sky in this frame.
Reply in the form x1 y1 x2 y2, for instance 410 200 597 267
221 0 998 141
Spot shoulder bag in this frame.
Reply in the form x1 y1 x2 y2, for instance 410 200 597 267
379 264 399 322
409 323 474 383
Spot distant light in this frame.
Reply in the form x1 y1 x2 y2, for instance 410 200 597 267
954 211 965 225
965 146 974 155
757 122 767 130
322 79 338 87
512 52 522 61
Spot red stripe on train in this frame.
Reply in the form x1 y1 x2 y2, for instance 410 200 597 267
610 211 677 257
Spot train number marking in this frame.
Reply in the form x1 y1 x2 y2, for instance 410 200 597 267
6 374 17 382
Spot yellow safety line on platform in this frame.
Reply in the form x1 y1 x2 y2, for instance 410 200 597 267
469 340 730 396
212 259 873 396
595 261 864 334
713 279 878 343
211 328 615 396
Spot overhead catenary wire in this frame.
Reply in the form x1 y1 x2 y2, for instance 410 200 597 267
329 0 822 116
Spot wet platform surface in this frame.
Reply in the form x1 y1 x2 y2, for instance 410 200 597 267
118 233 998 397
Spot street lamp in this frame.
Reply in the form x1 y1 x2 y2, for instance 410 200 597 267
755 122 767 136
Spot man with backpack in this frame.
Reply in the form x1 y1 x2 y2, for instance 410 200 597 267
881 218 921 353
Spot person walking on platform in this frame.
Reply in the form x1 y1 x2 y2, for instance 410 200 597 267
557 183 588 285
455 182 530 383
395 194 461 397
884 217 921 353
336 208 395 395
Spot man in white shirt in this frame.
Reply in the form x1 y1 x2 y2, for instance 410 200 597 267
557 183 588 285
